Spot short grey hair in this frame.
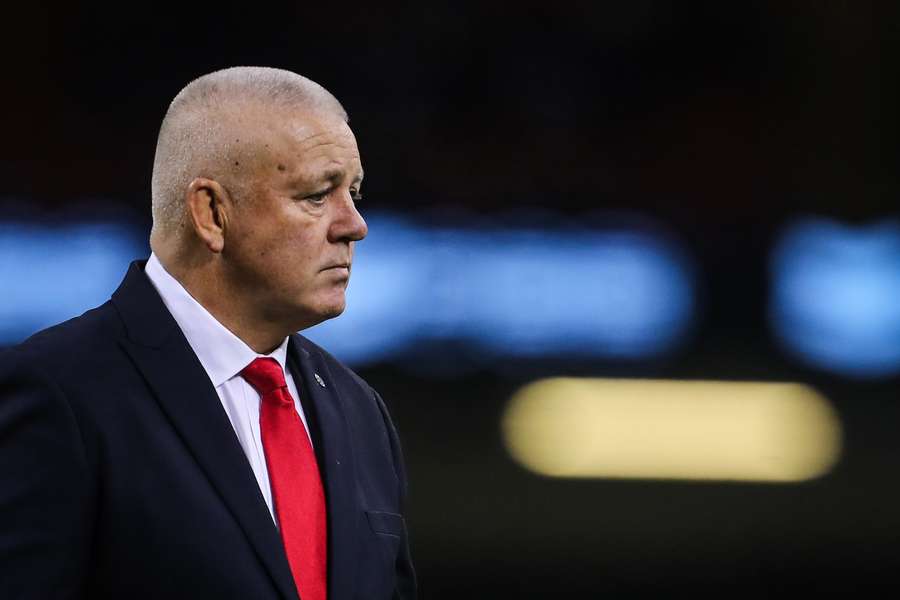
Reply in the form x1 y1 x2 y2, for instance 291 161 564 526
150 66 347 236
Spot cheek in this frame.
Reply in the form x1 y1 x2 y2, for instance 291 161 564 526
236 211 330 284
251 216 311 259
267 231 327 284
284 231 323 264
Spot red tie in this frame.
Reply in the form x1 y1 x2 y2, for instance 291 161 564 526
241 357 327 600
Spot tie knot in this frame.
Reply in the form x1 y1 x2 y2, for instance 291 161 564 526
240 357 288 396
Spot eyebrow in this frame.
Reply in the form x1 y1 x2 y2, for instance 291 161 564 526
318 167 364 186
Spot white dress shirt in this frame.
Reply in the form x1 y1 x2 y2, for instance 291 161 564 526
144 253 311 524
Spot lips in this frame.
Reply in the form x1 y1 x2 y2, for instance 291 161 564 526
322 263 351 271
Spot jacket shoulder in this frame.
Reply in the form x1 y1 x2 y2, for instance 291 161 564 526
7 301 123 371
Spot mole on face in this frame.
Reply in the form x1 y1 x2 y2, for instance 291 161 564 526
277 164 286 172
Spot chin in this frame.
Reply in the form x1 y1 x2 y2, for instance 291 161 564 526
305 299 347 326
321 303 346 320
289 290 347 331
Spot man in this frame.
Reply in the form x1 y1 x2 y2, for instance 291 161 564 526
0 67 416 600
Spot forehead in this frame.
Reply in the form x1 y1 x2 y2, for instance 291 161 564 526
263 110 362 181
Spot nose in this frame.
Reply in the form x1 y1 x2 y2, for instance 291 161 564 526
328 191 368 243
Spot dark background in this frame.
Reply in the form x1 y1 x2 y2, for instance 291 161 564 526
3 2 899 597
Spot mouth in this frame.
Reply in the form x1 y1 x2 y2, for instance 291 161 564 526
322 263 351 273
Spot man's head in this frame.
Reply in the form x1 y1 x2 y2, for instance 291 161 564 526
150 67 367 349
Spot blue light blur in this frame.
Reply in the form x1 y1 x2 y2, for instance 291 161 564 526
769 216 900 378
306 212 696 365
0 221 146 343
0 212 696 365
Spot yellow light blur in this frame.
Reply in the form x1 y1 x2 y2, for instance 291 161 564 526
502 378 842 482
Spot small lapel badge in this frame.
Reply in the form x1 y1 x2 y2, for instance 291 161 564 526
314 373 326 388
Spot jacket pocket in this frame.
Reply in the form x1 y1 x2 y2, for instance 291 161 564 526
365 510 404 537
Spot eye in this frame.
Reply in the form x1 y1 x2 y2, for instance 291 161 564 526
350 188 363 202
303 190 329 205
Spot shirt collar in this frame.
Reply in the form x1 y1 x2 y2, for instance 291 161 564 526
144 253 290 388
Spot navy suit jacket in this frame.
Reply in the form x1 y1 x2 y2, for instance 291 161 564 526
0 261 416 600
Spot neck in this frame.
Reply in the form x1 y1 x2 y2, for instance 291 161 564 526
157 250 287 354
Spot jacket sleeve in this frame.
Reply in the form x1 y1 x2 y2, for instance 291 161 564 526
0 350 95 600
373 390 417 600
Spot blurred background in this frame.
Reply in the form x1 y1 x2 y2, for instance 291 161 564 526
3 1 899 597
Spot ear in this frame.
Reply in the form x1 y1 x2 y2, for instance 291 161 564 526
185 177 231 253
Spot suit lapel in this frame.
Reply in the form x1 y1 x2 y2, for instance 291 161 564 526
112 261 299 600
288 337 360 600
